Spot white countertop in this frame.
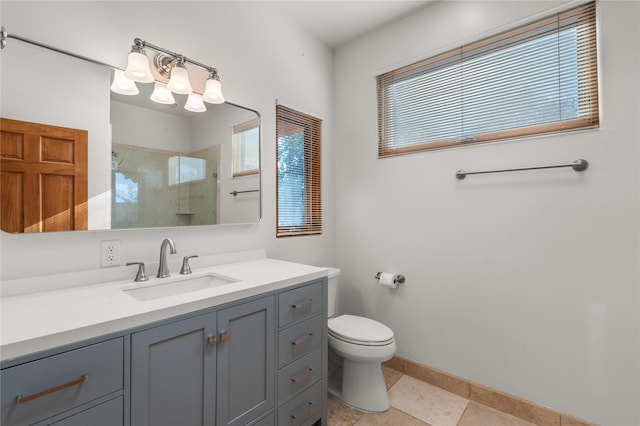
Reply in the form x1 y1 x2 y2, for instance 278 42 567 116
1 253 327 363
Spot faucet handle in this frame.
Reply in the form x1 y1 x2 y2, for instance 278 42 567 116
180 255 198 275
126 262 149 282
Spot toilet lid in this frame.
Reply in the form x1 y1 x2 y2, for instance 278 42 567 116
328 315 394 345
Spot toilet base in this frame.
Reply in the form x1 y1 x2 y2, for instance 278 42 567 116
336 358 390 413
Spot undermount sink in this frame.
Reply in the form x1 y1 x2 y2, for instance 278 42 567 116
123 273 238 301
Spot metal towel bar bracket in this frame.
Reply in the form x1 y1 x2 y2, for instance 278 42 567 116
456 159 588 180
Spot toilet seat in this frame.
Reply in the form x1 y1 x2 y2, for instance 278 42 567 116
328 314 394 346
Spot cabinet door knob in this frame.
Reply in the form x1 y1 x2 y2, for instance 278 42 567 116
207 334 217 346
220 330 230 343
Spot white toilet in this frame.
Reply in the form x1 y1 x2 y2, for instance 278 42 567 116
326 267 396 412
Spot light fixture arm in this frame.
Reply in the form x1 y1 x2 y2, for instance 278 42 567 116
134 37 218 78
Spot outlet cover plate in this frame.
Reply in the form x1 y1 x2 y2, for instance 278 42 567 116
101 240 121 267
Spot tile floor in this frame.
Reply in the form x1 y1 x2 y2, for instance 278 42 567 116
327 367 538 426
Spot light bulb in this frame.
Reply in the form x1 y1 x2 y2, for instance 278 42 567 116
203 78 225 104
110 70 139 95
185 92 207 113
167 63 192 94
124 50 154 83
150 82 175 104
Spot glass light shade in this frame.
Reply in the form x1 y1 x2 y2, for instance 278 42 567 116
203 78 225 104
124 51 154 83
185 93 207 113
167 65 192 94
150 82 175 104
110 70 139 95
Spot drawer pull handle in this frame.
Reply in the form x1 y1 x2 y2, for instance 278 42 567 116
291 401 314 420
291 333 314 346
207 334 217 345
291 367 314 383
16 374 88 405
292 299 313 310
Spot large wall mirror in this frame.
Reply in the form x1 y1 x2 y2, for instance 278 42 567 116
0 37 261 234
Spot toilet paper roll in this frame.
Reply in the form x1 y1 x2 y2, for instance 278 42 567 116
379 272 397 289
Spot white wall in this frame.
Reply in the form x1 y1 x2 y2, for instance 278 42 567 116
111 101 192 152
0 1 336 278
334 1 639 425
1 42 112 230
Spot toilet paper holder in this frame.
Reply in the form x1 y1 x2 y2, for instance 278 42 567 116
374 272 405 284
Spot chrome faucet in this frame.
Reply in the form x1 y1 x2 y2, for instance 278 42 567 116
157 238 177 278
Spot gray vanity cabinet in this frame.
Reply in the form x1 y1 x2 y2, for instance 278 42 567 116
130 295 275 426
216 296 275 426
130 312 217 426
2 276 326 426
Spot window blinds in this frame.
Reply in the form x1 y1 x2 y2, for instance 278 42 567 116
276 105 322 237
377 2 598 157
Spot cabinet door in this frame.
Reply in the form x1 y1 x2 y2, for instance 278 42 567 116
131 313 216 426
217 296 275 426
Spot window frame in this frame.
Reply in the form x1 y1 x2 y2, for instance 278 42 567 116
276 104 322 238
376 2 599 157
232 118 260 178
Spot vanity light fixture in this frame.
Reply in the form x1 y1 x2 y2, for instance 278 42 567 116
0 27 224 112
203 70 225 104
150 82 175 105
118 37 225 112
111 69 139 95
124 41 154 83
166 56 192 95
185 92 206 113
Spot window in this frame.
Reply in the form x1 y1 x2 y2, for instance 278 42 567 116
377 2 598 157
232 118 260 177
276 104 322 237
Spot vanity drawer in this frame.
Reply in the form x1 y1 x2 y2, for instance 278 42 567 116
278 316 323 368
278 281 323 327
278 349 322 403
277 382 322 426
47 396 123 426
1 338 124 426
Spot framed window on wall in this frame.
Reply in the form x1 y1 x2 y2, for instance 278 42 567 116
377 1 598 157
276 104 322 238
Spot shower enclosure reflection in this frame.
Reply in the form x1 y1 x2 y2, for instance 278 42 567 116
110 83 260 229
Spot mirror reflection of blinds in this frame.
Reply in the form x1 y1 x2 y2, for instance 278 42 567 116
276 104 322 237
377 1 598 157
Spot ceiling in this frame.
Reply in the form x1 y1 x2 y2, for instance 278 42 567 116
273 1 436 49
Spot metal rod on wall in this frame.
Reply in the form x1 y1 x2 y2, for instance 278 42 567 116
456 159 588 180
229 190 259 197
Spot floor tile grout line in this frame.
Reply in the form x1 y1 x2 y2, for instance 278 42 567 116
455 400 472 426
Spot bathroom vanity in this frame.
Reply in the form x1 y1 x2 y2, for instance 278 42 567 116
0 251 328 426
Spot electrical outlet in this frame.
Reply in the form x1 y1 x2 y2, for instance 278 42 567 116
101 240 121 267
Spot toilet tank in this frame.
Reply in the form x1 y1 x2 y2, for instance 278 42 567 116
326 267 341 318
